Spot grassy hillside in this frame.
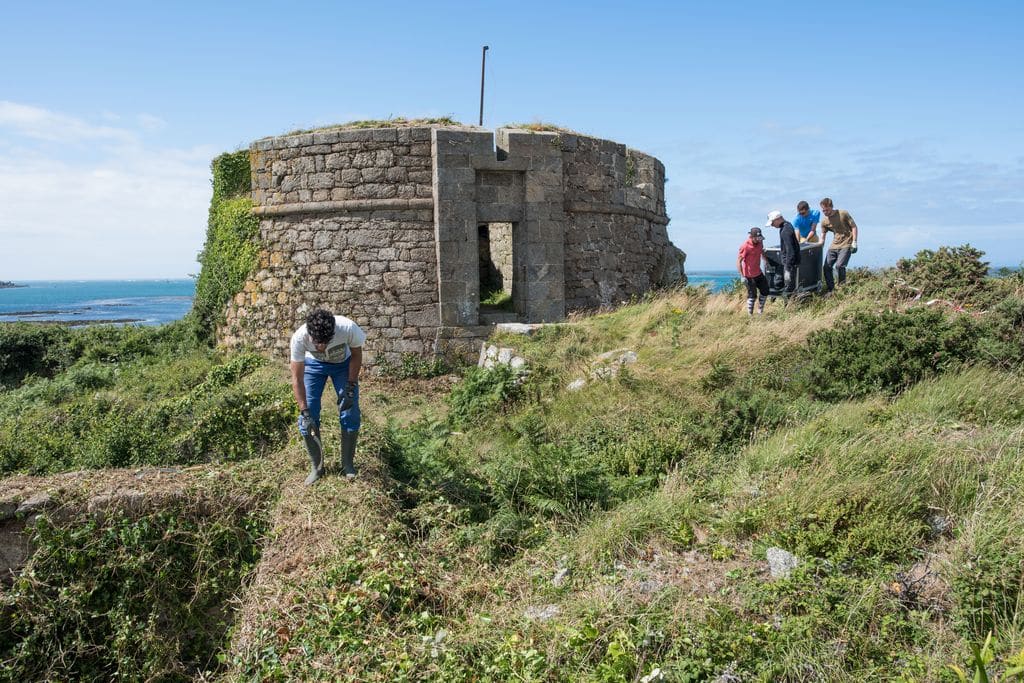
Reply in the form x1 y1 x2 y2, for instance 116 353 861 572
2 249 1023 681
224 253 1022 681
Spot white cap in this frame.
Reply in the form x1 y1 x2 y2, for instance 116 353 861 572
765 210 783 227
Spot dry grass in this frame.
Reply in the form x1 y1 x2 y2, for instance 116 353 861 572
223 441 400 664
283 116 463 136
503 121 579 134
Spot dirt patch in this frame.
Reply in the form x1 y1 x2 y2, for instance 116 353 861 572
888 551 954 615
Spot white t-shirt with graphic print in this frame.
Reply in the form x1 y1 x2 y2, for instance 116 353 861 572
289 315 366 363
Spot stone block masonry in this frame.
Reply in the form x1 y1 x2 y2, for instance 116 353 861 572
218 124 686 366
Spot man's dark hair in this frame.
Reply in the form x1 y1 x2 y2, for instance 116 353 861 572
797 200 810 211
306 309 335 343
820 197 834 208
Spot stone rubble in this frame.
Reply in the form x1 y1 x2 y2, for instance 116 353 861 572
766 546 801 579
478 343 527 371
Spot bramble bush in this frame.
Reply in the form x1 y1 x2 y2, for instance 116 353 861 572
0 501 266 681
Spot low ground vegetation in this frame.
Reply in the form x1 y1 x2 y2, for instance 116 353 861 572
2 246 1023 680
0 321 292 475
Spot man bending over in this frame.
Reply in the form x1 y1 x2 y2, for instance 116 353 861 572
289 308 365 485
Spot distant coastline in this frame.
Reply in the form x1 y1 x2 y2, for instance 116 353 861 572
0 281 26 289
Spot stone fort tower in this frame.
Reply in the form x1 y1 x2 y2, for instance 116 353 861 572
219 124 686 364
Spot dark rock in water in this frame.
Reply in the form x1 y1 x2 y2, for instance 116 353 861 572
0 281 26 289
0 318 144 326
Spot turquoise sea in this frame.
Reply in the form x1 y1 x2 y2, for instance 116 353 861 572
0 272 735 328
0 280 195 326
687 270 738 293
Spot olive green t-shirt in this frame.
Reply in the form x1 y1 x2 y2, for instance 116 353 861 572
821 209 857 249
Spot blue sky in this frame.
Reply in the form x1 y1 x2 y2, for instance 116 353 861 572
1 0 1021 278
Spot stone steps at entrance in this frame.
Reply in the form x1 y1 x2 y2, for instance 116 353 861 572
479 310 519 325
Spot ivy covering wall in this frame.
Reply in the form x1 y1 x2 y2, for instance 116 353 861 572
192 151 260 342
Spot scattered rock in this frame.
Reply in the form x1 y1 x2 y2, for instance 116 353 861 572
552 566 571 587
15 493 53 516
595 349 638 365
713 662 742 683
589 349 638 381
567 378 587 391
523 604 560 621
478 343 528 372
641 668 666 683
926 511 953 539
890 557 951 613
766 547 800 579
636 579 665 595
87 490 149 516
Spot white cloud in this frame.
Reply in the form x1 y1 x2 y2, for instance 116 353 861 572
137 113 167 131
0 102 216 279
662 128 1024 269
0 101 136 144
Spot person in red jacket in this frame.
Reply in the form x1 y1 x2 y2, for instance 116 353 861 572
737 227 769 315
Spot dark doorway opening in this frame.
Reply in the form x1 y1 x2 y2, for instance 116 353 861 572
478 222 516 317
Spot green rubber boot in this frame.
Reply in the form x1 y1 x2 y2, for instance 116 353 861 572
341 430 358 479
303 430 325 486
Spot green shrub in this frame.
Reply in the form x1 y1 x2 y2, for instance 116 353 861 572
447 365 524 429
0 321 201 390
0 324 71 386
381 418 491 518
0 349 292 475
895 244 991 304
806 308 979 401
376 353 455 380
976 296 1024 367
713 385 819 450
0 501 266 681
951 530 1024 640
487 441 611 520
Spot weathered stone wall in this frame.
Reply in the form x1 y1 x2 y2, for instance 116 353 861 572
219 127 441 364
217 125 684 365
560 134 683 310
485 222 514 295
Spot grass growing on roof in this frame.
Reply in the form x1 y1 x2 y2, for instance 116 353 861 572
283 116 463 136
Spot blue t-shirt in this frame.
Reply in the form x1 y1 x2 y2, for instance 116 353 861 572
792 210 820 238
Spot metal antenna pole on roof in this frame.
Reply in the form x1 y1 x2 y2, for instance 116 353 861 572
479 45 489 126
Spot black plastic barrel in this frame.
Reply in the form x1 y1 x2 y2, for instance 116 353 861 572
762 242 823 295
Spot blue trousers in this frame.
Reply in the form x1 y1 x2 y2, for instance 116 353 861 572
298 356 360 435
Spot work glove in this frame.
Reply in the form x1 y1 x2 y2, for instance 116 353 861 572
851 240 858 254
339 383 357 412
299 408 318 435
